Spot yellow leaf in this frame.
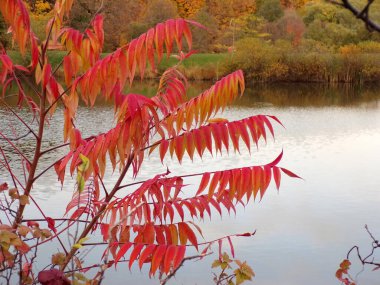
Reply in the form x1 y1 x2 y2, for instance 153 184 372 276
73 236 90 249
17 226 31 237
19 195 30 206
8 188 19 199
78 237 90 244
52 252 66 266
76 174 85 193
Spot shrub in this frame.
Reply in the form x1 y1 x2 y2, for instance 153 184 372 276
0 1 298 284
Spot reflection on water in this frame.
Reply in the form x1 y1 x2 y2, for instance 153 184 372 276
1 83 380 284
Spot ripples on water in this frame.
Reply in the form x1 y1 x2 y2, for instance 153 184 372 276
1 83 380 284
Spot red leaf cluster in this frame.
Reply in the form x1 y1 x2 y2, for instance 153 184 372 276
38 269 70 285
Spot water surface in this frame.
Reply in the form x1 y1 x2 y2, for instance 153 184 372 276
1 83 380 284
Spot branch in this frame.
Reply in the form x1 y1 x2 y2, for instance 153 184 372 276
160 252 213 285
0 130 32 141
328 0 380 32
12 71 48 228
0 100 38 138
341 225 380 284
82 231 257 248
60 155 135 270
0 132 32 165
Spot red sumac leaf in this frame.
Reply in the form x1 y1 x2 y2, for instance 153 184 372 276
170 202 182 222
273 167 281 190
268 150 283 167
280 168 301 179
163 245 177 273
114 242 132 267
155 226 166 244
208 172 221 198
129 243 145 269
150 244 167 276
173 245 186 270
41 63 51 89
38 269 70 285
268 115 285 128
0 183 8 191
260 115 276 138
139 244 156 269
196 172 210 196
178 222 198 250
143 223 155 244
45 217 56 234
100 224 110 241
169 224 179 245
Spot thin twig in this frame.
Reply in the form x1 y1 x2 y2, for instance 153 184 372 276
160 252 213 285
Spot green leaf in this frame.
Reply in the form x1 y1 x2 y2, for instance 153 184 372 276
77 174 85 193
78 154 90 172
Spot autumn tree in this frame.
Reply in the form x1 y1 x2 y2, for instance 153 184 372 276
190 8 218 52
303 1 371 46
68 0 145 50
0 0 298 284
24 0 55 12
328 0 380 33
144 0 178 27
256 0 284 22
206 0 256 29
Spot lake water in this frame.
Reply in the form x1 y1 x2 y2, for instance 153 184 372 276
1 82 380 284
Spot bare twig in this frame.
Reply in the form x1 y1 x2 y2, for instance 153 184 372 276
160 252 213 285
342 225 380 284
0 130 32 141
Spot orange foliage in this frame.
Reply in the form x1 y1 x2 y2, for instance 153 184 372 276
0 0 39 65
172 0 205 18
284 9 305 46
280 0 310 8
206 0 256 28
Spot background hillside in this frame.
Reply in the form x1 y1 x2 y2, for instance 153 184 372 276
2 0 380 82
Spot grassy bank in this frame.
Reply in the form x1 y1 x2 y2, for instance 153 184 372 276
224 38 380 83
225 51 380 83
8 47 380 82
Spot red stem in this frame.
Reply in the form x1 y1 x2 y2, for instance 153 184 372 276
0 100 37 138
81 231 256 247
27 195 68 254
61 155 134 270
